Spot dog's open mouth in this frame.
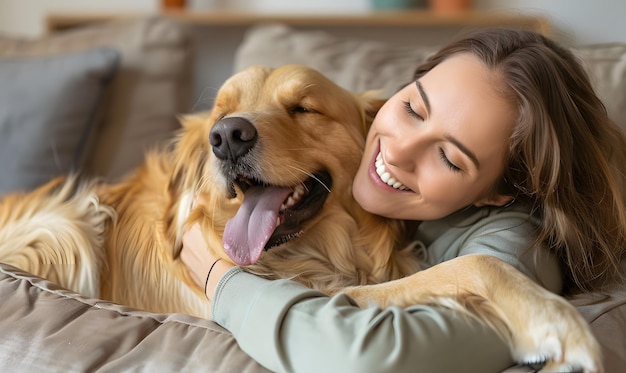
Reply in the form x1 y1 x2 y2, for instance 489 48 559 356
223 171 332 266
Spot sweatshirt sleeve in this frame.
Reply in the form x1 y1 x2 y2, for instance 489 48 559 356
212 267 513 373
422 205 563 294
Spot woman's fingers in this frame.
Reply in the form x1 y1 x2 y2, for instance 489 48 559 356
181 223 214 287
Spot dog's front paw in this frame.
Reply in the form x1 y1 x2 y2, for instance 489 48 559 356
511 295 602 373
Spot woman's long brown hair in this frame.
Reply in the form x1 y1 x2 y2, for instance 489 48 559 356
414 28 626 293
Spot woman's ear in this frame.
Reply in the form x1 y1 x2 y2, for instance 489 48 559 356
473 193 515 208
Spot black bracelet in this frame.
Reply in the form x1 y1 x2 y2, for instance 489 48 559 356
204 258 222 300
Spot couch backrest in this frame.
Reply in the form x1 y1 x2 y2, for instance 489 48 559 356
235 24 626 133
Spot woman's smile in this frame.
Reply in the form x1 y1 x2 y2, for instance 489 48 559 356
373 150 411 191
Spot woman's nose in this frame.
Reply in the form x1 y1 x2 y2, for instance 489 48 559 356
385 130 426 173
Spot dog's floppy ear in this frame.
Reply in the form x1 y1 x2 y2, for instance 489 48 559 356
358 90 387 134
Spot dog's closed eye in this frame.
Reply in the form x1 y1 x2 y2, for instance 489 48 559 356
288 105 312 115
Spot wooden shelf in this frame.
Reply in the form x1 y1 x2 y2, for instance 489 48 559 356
46 10 551 35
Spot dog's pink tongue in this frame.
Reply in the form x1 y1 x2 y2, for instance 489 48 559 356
223 185 292 266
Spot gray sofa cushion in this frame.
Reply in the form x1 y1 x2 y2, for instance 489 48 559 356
0 16 193 182
0 47 119 195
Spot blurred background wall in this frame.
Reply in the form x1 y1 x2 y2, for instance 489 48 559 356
0 0 624 45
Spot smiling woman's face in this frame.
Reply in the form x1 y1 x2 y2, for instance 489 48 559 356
353 53 517 221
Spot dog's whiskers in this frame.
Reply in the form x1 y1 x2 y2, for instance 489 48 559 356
310 174 331 193
286 165 331 193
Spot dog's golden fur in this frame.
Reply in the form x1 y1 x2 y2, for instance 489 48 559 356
0 65 601 372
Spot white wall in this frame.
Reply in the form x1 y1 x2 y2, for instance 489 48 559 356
475 0 626 45
0 0 625 45
0 0 157 38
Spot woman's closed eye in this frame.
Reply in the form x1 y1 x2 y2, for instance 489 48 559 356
403 99 462 173
439 148 462 173
403 100 424 121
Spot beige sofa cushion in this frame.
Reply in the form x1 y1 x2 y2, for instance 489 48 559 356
570 289 626 371
0 263 270 372
0 16 193 181
574 44 626 133
235 24 436 99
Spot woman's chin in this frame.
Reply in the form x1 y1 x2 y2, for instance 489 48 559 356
352 182 382 215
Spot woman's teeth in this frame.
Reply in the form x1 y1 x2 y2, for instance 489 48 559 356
375 152 409 190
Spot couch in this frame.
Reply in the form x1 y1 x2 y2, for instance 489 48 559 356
0 16 625 372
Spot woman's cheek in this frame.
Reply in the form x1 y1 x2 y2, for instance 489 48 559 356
420 167 461 208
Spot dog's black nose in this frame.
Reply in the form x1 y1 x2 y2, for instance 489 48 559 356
209 117 258 161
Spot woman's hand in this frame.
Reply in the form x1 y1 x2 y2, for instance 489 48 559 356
181 223 233 300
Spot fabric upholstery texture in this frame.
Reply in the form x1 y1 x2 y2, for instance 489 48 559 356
0 47 119 195
0 263 270 372
235 24 437 99
574 43 626 132
570 289 626 371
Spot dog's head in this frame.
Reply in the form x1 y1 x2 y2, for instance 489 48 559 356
178 65 384 266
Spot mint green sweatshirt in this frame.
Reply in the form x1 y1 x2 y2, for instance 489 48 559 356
211 204 563 373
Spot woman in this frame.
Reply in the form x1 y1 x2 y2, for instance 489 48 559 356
182 28 626 372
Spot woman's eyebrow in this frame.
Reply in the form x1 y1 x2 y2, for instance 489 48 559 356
415 80 431 115
444 134 480 169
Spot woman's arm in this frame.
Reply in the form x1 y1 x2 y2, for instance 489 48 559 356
182 224 513 373
212 267 512 373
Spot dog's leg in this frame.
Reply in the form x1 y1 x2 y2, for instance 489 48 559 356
343 254 602 373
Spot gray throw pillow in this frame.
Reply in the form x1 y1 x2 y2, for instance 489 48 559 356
0 47 120 195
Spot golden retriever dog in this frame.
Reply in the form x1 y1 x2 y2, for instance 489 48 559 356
0 64 600 372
